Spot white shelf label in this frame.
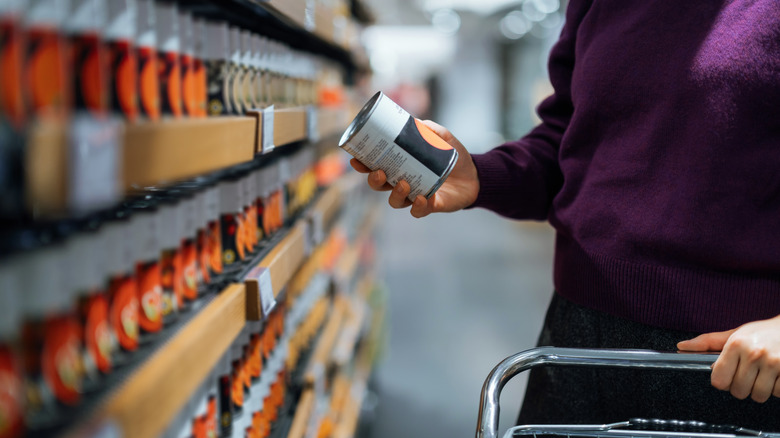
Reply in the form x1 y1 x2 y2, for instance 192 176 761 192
262 105 275 154
69 115 122 214
245 265 276 317
306 105 319 142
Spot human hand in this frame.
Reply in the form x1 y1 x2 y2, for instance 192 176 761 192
677 315 780 402
349 120 480 218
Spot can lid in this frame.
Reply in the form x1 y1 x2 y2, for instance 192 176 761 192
66 0 107 33
159 202 180 249
136 0 155 47
105 0 136 41
203 21 228 61
155 2 179 52
0 258 22 340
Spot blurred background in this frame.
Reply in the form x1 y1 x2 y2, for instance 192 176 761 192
356 0 565 436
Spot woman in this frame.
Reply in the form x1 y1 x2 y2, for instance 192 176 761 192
353 0 780 429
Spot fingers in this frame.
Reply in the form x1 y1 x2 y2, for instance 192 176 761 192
419 119 453 142
751 368 778 403
729 354 759 400
388 180 413 209
711 340 741 391
410 195 434 218
774 377 780 398
349 158 371 173
677 329 735 352
366 169 393 192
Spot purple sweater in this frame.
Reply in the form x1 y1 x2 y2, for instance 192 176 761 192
471 0 780 333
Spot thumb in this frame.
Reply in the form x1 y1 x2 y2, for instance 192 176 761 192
677 329 736 352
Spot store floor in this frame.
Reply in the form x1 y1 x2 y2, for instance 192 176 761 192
369 207 556 438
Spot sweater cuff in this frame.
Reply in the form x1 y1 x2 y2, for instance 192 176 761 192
469 152 512 210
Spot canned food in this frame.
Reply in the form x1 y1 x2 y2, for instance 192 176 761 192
339 91 458 201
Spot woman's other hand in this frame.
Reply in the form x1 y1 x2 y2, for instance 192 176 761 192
349 120 480 218
677 315 780 402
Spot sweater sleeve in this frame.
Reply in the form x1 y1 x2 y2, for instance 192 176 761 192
469 0 590 220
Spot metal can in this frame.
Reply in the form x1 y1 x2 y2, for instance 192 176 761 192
339 91 459 201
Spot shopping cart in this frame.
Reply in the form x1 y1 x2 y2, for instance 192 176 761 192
476 347 780 438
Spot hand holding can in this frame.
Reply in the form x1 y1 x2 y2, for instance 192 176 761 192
341 92 479 218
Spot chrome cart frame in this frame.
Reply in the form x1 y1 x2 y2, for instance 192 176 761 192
476 347 780 438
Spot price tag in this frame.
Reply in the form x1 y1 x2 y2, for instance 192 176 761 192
244 265 276 318
306 105 319 142
69 114 122 215
261 105 275 154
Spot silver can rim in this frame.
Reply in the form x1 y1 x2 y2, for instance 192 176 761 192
339 91 384 148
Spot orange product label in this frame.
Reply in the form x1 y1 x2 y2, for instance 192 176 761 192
108 39 138 121
208 221 223 274
136 261 163 333
206 396 217 438
70 33 108 115
138 45 160 120
230 359 243 407
182 240 198 300
254 199 265 242
243 206 255 253
81 293 113 373
160 248 182 316
158 50 182 117
249 334 261 378
25 27 69 117
241 347 250 391
0 19 26 128
0 345 24 438
192 415 206 438
197 229 211 285
413 118 454 151
42 316 82 406
236 213 246 261
180 53 196 116
109 276 139 351
193 58 207 117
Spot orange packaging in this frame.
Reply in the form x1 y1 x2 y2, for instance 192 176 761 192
66 0 109 116
24 0 70 119
155 3 181 117
105 0 138 121
178 11 197 117
180 195 199 300
219 180 244 271
105 212 140 354
136 0 159 120
0 261 24 438
206 390 217 438
20 247 83 417
132 207 163 335
192 18 207 117
159 201 182 323
205 187 223 277
230 343 244 412
0 2 26 129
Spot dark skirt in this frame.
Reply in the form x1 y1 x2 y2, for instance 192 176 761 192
518 293 780 431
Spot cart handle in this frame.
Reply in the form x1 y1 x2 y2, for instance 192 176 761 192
476 347 718 438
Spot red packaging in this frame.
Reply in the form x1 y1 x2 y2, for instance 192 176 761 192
0 3 26 128
179 11 197 117
155 3 181 117
24 0 70 118
136 0 159 120
66 0 109 116
105 0 139 121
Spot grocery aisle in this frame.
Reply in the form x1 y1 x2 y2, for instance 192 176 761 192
370 207 556 437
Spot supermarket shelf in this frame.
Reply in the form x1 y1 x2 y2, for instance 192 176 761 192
305 296 347 385
332 350 373 438
82 284 247 438
124 117 257 188
25 120 68 215
274 107 308 147
331 295 367 368
318 107 349 143
288 390 316 438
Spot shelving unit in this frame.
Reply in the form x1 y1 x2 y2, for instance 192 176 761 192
8 1 382 437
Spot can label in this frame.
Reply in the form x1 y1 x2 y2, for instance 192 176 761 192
0 345 24 438
339 92 458 201
70 33 109 116
136 261 163 333
228 62 243 115
109 275 139 351
108 39 138 121
181 239 198 300
80 293 113 374
206 59 230 115
196 228 211 285
192 57 207 117
41 317 82 406
138 45 160 120
160 248 181 321
208 220 223 275
158 50 182 117
220 213 244 267
218 373 232 436
0 17 25 128
26 28 69 118
181 53 196 116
